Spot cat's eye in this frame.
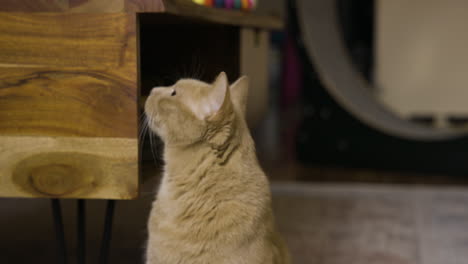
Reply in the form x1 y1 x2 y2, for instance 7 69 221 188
171 90 177 96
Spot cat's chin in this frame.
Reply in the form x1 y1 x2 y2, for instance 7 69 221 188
149 127 165 141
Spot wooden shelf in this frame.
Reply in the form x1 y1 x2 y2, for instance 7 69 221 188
0 0 283 29
161 0 283 29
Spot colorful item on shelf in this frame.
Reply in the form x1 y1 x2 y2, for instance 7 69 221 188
193 0 256 10
225 0 234 9
234 0 242 9
215 0 225 7
241 0 248 10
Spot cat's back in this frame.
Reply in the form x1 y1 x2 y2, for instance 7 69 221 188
146 145 278 264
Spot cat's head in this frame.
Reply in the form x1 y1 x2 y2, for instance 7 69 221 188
144 72 249 147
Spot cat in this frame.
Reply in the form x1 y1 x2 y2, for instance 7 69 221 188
144 72 290 264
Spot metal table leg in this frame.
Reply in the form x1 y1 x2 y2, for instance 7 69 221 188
51 199 67 264
99 200 116 264
77 199 86 264
51 199 116 264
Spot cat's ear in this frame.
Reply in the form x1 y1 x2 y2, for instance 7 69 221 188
205 72 231 119
229 76 249 116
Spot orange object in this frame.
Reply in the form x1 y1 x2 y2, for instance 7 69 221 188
241 0 249 10
205 0 214 6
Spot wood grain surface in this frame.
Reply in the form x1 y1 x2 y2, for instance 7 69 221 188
0 136 138 199
0 0 164 13
0 12 137 138
0 68 137 137
0 0 126 12
0 13 133 68
125 0 165 12
0 12 139 199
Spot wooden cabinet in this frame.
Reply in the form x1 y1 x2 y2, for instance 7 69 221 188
0 0 281 199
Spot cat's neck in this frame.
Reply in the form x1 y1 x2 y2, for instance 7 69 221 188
164 142 211 167
164 139 235 169
163 127 253 175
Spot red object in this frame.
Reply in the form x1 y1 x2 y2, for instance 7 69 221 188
205 0 214 6
247 0 253 9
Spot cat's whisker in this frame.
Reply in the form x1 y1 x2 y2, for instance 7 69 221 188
139 112 148 126
191 53 204 80
148 125 159 166
139 117 147 139
139 113 148 132
139 126 148 151
139 115 150 150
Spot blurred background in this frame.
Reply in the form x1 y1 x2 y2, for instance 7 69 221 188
2 0 468 263
255 0 468 182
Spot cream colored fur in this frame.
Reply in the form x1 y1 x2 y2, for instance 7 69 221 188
144 72 290 264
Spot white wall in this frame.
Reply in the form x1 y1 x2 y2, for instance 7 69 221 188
375 0 468 123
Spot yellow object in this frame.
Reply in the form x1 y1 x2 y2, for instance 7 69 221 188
193 0 204 5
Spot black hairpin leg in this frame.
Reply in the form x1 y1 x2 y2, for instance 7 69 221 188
51 199 67 264
77 199 86 264
99 200 116 264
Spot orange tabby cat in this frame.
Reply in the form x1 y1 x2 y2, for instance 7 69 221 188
144 72 290 264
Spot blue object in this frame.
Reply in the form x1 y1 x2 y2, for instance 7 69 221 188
215 0 225 7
